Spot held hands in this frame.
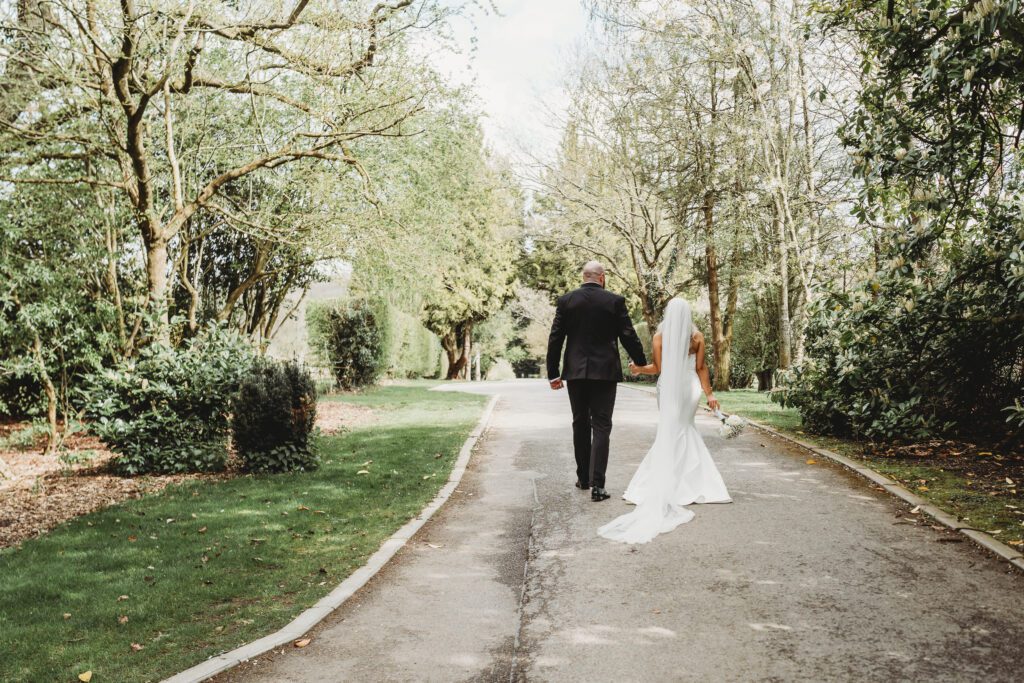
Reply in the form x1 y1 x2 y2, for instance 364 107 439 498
628 362 642 376
550 378 564 390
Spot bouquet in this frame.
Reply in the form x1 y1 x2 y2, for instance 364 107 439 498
712 409 746 439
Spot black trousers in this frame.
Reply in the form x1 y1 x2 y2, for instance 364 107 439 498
566 379 617 489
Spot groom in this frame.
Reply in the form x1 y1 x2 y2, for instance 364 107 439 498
547 261 647 502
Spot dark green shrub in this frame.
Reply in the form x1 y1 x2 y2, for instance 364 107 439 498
775 214 1024 442
84 325 251 475
233 358 319 473
308 298 387 390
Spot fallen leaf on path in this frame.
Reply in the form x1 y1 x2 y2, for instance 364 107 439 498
78 672 92 682
118 615 128 624
1007 478 1015 486
910 506 921 514
294 638 312 648
426 543 442 549
805 459 817 465
917 486 929 491
1008 540 1023 546
130 643 144 652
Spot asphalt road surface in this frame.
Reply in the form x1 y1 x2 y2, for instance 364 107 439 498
218 380 1023 683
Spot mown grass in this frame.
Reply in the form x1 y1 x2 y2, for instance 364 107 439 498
0 385 486 683
717 389 1024 547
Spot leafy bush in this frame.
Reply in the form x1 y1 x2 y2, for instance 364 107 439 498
382 308 441 379
775 216 1024 442
308 298 387 390
233 358 319 473
84 325 252 475
0 420 52 450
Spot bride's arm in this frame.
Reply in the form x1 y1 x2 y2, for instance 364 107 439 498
693 333 720 411
630 333 662 375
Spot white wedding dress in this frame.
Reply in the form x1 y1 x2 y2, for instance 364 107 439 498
598 299 731 544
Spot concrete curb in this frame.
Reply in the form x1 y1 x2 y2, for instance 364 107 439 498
162 394 501 683
618 383 1024 571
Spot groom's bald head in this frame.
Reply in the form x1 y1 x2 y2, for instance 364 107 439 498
582 261 606 287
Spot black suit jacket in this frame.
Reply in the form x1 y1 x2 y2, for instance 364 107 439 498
546 283 648 382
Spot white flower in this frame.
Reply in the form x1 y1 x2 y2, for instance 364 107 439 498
716 412 747 439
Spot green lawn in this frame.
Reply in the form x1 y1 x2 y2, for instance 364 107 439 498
717 389 1024 548
0 385 486 683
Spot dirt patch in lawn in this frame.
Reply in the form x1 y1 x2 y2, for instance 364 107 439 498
0 398 372 549
0 423 227 549
0 462 228 549
315 400 377 435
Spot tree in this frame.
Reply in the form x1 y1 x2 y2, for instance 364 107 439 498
542 0 859 389
777 0 1024 440
0 0 442 339
420 127 522 379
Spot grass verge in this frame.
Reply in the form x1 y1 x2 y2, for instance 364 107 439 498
0 384 486 683
717 389 1024 549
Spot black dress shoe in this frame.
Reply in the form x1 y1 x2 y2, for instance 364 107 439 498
575 480 591 490
591 487 611 502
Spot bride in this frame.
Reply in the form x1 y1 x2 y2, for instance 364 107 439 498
598 298 731 544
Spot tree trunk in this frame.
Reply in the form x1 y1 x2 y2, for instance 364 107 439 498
719 245 741 390
757 369 774 392
145 236 171 336
442 324 472 380
703 192 728 390
775 209 792 370
31 333 59 455
461 324 473 380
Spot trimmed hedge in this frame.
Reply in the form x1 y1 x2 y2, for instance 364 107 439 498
233 358 319 473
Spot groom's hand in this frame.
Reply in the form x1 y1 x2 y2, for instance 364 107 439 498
549 378 564 390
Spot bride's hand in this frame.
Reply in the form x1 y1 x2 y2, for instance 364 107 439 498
707 395 720 411
628 362 641 376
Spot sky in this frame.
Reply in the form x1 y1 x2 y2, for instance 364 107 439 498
429 0 593 163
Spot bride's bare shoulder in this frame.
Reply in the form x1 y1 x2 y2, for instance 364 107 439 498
691 329 704 343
